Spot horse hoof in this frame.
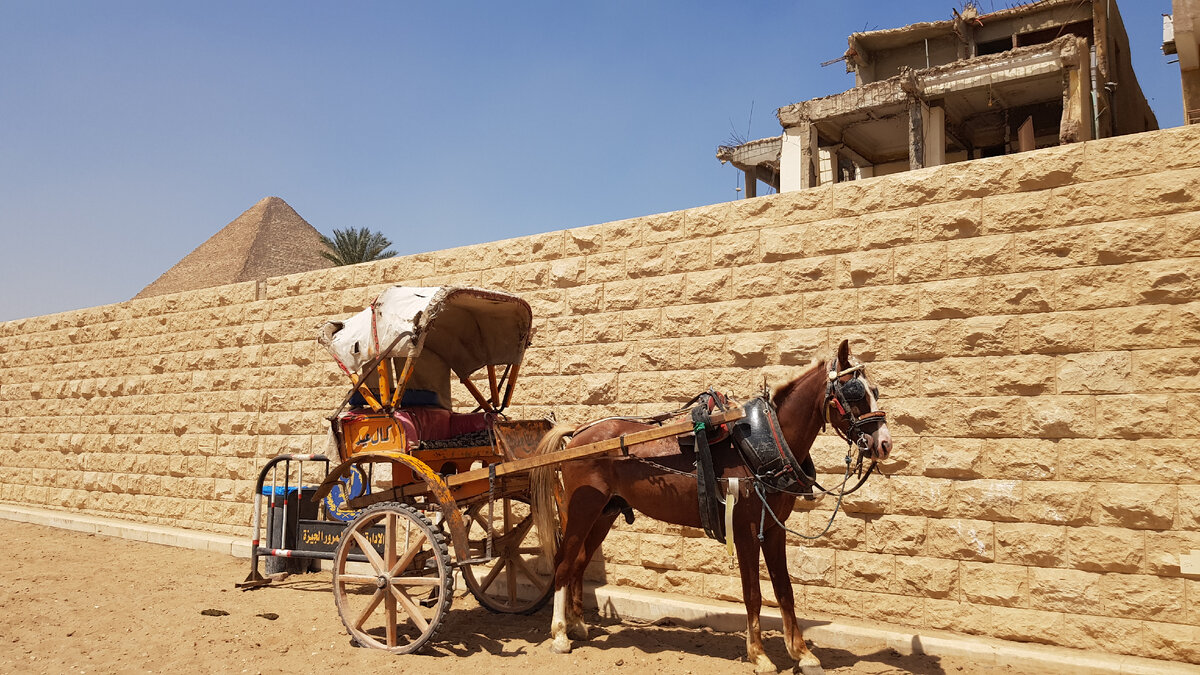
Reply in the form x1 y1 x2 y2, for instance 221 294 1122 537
549 638 572 654
797 665 824 675
753 655 777 673
566 625 588 641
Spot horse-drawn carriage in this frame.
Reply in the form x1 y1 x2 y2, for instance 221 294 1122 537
239 285 891 673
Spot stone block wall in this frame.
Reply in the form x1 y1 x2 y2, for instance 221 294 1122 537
2 125 1199 663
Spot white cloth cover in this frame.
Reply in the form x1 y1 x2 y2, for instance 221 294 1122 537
318 286 440 375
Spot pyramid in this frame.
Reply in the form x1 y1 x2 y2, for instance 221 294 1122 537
134 196 333 299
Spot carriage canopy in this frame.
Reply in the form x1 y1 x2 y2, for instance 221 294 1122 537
318 286 533 385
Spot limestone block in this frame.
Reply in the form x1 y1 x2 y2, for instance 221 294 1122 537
925 598 992 634
658 569 708 598
862 515 927 555
1132 348 1200 393
980 272 1055 315
961 562 1028 607
1056 266 1134 311
975 439 1056 480
1146 530 1200 576
805 289 859 327
761 223 808 262
1065 526 1145 573
1051 168 1200 227
660 304 712 339
515 375 580 406
1058 438 1199 485
1142 621 1200 664
995 522 1066 567
919 438 983 479
722 333 775 368
580 313 622 344
872 320 949 361
859 210 918 250
681 269 731 304
925 519 993 562
836 248 893 288
922 355 1054 397
1093 214 1186 266
520 346 560 377
562 225 603 257
946 234 1015 278
786 546 835 586
918 278 982 320
949 315 1019 359
616 339 676 372
602 279 641 311
1018 311 1093 354
596 533 639 566
1057 351 1131 394
1096 573 1185 622
1091 305 1183 351
727 263 779 300
584 251 626 284
1090 483 1177 530
804 509 867 550
547 258 585 289
1178 486 1200 530
1096 395 1171 438
894 242 947 284
563 285 602 315
640 275 685 308
1080 129 1175 181
580 373 618 405
638 533 685 570
710 231 761 268
838 476 891 516
1018 481 1094 526
777 256 837 294
775 328 830 366
834 550 894 592
805 219 861 256
950 480 1023 522
980 190 1054 234
859 287 920 323
861 359 918 399
621 310 660 343
1028 567 1102 614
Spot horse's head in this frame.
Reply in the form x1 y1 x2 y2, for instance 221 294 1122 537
824 339 892 459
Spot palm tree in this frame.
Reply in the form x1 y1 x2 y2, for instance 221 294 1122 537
319 227 397 266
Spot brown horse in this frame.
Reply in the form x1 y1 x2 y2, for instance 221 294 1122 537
530 340 891 674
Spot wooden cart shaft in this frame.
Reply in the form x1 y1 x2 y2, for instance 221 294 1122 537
444 405 745 489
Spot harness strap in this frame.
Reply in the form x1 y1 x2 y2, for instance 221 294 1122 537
692 405 726 544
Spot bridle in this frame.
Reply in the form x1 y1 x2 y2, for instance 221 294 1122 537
824 361 887 455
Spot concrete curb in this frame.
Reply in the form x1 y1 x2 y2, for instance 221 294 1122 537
2 504 1195 674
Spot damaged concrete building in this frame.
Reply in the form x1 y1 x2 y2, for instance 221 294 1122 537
1164 0 1200 125
719 0 1158 196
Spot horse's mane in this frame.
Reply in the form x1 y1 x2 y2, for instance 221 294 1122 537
771 358 828 406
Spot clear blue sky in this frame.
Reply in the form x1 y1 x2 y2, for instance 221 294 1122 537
0 1 1181 322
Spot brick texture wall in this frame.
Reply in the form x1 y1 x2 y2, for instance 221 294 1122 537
2 125 1198 663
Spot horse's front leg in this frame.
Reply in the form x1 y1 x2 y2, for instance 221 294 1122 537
734 525 775 673
761 521 822 675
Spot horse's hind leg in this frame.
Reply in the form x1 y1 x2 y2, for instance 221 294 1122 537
733 526 775 673
761 522 823 675
567 508 620 641
549 486 609 654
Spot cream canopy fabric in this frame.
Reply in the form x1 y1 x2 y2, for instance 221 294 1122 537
318 286 533 381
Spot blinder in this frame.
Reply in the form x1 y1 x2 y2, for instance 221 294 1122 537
839 378 867 403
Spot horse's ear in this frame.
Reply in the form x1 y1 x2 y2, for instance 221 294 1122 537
837 339 851 369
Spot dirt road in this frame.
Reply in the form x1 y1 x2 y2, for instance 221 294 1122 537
0 519 1032 674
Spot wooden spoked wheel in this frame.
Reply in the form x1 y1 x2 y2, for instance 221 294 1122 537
462 497 554 614
332 502 453 653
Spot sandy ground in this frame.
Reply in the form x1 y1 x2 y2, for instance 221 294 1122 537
0 520 1035 675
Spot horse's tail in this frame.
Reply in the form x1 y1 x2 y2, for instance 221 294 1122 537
530 424 574 561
